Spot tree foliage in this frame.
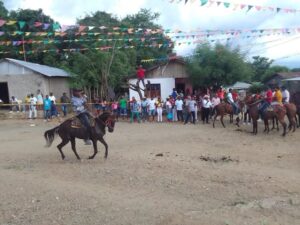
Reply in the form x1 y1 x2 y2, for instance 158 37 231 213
0 4 173 98
185 43 253 89
250 56 273 82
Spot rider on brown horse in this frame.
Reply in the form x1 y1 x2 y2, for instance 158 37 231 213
71 88 92 144
227 88 239 114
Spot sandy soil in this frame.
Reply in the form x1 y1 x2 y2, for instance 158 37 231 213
0 117 300 225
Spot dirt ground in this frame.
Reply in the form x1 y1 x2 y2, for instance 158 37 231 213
0 117 300 225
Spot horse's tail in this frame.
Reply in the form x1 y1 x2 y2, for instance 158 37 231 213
44 126 60 147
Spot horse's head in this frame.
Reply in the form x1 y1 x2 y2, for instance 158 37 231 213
98 111 116 133
106 114 116 132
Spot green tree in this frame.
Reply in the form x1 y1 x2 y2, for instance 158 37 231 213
262 65 289 82
0 0 8 18
185 43 253 89
251 56 273 82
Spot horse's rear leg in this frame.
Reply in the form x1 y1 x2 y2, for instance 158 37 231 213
213 114 217 128
264 119 269 133
57 138 69 160
88 139 98 159
279 119 287 136
98 137 108 159
70 137 80 160
253 120 258 135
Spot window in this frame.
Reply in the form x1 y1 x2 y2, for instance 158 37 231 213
147 83 161 98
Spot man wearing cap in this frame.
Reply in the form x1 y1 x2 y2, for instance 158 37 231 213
71 88 92 144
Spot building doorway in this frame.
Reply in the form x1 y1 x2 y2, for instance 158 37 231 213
0 82 9 103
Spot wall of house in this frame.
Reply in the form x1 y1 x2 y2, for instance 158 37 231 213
146 61 188 79
0 61 70 102
0 73 48 101
129 78 175 101
48 78 70 100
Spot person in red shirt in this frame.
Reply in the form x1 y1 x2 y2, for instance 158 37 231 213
232 90 238 102
136 65 145 87
259 87 273 119
217 88 224 102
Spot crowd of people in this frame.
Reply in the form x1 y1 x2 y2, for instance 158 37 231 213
8 90 70 122
5 85 292 125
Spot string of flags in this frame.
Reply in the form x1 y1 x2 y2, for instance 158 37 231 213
0 28 296 47
170 0 300 14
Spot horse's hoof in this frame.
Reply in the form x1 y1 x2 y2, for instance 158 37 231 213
88 156 94 159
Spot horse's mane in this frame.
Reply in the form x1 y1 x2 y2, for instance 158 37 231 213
98 111 112 121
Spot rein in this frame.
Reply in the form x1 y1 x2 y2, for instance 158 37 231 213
248 99 263 106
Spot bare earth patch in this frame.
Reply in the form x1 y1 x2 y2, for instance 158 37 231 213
0 119 300 225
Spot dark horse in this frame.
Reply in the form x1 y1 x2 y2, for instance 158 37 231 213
212 101 243 128
291 92 300 127
245 95 260 135
44 112 116 160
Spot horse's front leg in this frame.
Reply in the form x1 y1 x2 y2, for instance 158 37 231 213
221 115 226 128
88 139 98 159
212 113 217 128
70 137 80 160
235 115 240 127
57 138 69 160
98 137 108 159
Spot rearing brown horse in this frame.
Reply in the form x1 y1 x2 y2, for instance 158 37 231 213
44 112 116 160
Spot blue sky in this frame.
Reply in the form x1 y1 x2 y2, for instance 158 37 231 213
3 0 300 68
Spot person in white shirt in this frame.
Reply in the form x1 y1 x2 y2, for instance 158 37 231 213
175 96 184 122
49 92 56 104
201 95 212 124
211 94 220 118
184 96 196 124
227 89 238 114
29 94 37 119
147 97 156 122
281 86 290 103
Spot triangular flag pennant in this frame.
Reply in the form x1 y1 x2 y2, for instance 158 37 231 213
18 21 26 29
200 0 208 6
223 2 230 8
255 6 262 11
185 0 188 4
6 20 17 25
276 8 281 13
34 22 42 27
240 4 246 9
52 22 61 30
0 20 6 26
216 1 221 6
247 5 253 12
78 26 86 33
88 26 94 30
43 23 50 30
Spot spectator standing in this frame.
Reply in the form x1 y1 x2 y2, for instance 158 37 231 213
29 94 37 119
51 100 59 118
184 96 196 124
165 98 173 122
156 97 163 122
60 92 70 117
141 97 149 122
130 97 141 123
175 96 184 122
43 95 52 121
119 96 128 120
49 92 56 104
36 90 43 110
201 95 212 124
148 97 156 122
10 96 19 112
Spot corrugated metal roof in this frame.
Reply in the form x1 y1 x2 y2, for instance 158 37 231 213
4 58 70 77
284 76 300 81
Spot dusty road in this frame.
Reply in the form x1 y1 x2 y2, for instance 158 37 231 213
0 118 300 225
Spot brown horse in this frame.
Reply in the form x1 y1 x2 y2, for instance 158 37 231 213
44 112 116 160
290 92 300 127
262 104 287 136
244 95 260 135
212 101 243 128
284 103 297 132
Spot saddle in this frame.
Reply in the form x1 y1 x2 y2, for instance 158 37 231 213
71 116 96 129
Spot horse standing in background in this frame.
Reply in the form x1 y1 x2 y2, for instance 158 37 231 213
212 101 243 128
